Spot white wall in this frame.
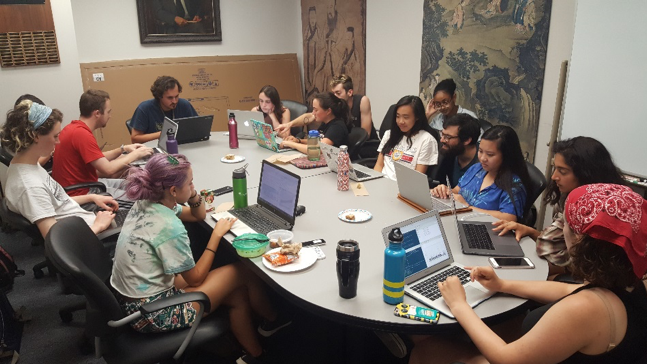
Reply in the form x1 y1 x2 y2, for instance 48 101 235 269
0 0 83 124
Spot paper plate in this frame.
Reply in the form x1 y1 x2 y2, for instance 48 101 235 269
338 209 372 223
220 155 246 164
261 247 317 273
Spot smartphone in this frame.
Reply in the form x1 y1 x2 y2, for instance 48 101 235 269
488 257 535 269
301 239 326 247
211 186 233 196
393 303 439 324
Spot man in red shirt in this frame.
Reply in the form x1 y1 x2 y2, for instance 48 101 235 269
52 90 153 197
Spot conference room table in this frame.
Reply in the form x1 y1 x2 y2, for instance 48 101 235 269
166 133 548 335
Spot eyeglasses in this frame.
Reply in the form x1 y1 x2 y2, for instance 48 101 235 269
432 100 451 109
440 133 459 141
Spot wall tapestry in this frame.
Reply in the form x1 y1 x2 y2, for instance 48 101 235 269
301 0 366 106
420 0 552 161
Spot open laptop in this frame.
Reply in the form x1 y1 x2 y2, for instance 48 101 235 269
381 211 494 318
174 115 213 144
448 184 524 257
320 143 384 182
250 119 290 153
394 162 466 212
129 118 177 167
228 110 264 140
211 160 301 235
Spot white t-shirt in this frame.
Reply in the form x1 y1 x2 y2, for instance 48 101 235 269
377 130 438 181
429 106 478 130
5 163 95 226
110 200 195 299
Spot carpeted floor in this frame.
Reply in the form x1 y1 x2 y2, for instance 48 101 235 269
0 227 409 364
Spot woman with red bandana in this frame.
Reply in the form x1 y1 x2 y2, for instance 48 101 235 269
410 183 647 364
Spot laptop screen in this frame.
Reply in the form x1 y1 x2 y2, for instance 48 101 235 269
398 214 452 278
258 161 301 221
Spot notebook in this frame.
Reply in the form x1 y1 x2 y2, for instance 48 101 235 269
448 183 524 257
381 210 494 318
174 115 213 144
320 143 384 182
227 110 264 140
250 119 290 153
129 118 177 167
394 162 466 213
211 160 301 235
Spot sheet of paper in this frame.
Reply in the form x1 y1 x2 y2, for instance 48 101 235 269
265 153 302 163
215 201 234 213
351 182 369 196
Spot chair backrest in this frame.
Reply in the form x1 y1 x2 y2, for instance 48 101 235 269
378 104 397 139
0 198 43 245
44 217 124 326
282 100 309 137
523 161 548 223
125 119 132 134
347 127 369 160
0 146 12 167
478 119 493 133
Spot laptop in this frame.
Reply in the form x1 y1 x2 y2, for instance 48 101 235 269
129 118 177 166
381 210 494 318
211 160 301 235
394 162 466 212
228 110 264 140
320 143 384 182
95 199 134 240
250 119 290 153
448 184 524 257
174 115 213 144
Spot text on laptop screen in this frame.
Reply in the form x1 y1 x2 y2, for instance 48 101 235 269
258 163 300 217
400 215 450 277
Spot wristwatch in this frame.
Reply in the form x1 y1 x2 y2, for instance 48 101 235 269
120 144 125 154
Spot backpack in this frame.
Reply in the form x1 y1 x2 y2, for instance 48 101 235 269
0 247 24 293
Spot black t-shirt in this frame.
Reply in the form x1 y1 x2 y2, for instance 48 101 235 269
319 118 349 147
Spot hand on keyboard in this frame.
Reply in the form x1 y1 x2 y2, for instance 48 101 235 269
94 210 116 233
437 276 468 311
93 195 119 212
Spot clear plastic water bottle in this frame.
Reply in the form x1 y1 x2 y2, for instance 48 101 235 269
228 112 239 149
337 145 350 191
165 129 179 154
307 130 321 161
383 228 405 304
233 164 248 209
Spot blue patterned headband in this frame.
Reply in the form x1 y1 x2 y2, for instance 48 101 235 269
28 102 52 130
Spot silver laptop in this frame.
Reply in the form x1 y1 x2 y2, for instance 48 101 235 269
320 143 384 182
212 161 301 235
381 211 494 318
129 118 177 166
393 162 466 212
228 110 265 140
448 183 524 257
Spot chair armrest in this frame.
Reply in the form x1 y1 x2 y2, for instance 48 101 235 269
64 182 107 194
140 291 211 315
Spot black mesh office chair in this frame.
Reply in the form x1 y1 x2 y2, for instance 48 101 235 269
45 217 230 363
281 100 308 137
125 119 132 134
355 104 397 168
521 161 548 227
478 118 493 133
347 127 369 161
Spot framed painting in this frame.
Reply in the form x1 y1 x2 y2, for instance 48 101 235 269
136 0 222 44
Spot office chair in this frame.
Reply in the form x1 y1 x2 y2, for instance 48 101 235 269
477 118 493 133
125 119 132 134
282 100 309 137
355 104 397 168
521 161 548 227
0 146 13 199
347 127 369 161
45 217 229 363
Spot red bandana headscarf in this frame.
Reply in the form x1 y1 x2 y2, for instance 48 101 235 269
565 184 647 278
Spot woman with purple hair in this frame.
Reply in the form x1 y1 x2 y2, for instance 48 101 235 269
110 154 287 363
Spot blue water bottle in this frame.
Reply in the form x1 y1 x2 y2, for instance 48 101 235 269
383 228 405 304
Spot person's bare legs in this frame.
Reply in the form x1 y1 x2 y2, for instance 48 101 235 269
234 262 277 322
409 336 488 364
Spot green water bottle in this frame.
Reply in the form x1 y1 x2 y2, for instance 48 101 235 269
233 164 248 209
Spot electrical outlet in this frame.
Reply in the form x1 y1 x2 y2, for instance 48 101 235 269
93 73 105 82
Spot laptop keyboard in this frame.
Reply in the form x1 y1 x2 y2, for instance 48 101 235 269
354 169 370 179
411 266 471 301
464 224 495 250
229 207 283 235
430 199 451 212
114 199 134 227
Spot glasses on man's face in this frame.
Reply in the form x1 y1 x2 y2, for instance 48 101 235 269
432 100 451 109
440 133 459 141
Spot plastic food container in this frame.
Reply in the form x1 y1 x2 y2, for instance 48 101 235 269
266 230 294 244
231 233 269 258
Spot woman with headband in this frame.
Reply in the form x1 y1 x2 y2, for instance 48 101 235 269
411 183 647 364
0 101 117 237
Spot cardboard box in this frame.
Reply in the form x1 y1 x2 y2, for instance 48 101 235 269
79 54 303 149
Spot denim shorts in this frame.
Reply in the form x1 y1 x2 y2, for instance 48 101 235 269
119 287 198 333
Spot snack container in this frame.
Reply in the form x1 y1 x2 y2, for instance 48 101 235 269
232 233 269 258
200 189 216 213
266 230 294 244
